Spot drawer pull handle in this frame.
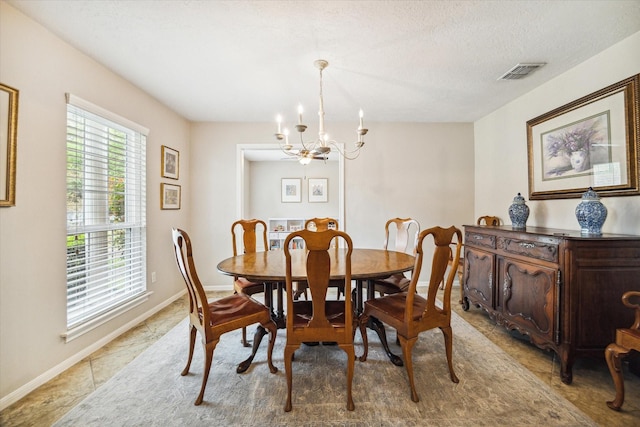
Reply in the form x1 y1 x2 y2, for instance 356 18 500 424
473 235 484 240
519 242 535 249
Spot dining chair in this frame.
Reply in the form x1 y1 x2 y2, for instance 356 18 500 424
231 219 270 346
359 225 463 402
283 228 357 412
372 218 420 296
171 228 278 405
605 290 640 411
293 217 343 300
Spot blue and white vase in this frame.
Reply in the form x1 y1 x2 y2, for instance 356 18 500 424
508 193 530 229
575 187 607 235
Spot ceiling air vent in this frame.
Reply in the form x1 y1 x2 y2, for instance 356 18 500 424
498 63 546 80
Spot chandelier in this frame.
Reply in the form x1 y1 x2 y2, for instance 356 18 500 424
274 59 368 164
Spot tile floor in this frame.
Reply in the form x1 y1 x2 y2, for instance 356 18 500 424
1 287 638 426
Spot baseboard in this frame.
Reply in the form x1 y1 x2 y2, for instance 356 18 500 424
0 289 186 411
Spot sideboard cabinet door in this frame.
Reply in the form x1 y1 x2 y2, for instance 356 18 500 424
497 256 558 345
462 246 495 312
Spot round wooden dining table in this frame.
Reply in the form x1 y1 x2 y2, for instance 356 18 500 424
217 248 415 371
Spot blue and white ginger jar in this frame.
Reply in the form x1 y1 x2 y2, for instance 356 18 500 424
575 187 607 235
508 193 529 229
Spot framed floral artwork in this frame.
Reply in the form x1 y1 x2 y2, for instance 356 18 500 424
161 145 179 179
527 74 639 200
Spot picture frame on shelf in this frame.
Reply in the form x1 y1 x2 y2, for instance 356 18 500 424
281 178 301 203
308 178 328 203
527 74 639 200
161 183 181 209
161 145 179 180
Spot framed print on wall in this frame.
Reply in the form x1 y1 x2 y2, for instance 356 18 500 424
527 74 639 200
308 178 328 203
0 83 18 207
281 178 301 203
161 183 181 209
161 145 179 179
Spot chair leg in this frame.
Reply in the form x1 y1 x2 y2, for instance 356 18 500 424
398 335 419 402
605 342 631 411
241 327 250 347
440 325 459 383
284 344 297 412
194 339 218 406
339 343 356 411
181 325 197 376
358 314 369 362
262 320 279 374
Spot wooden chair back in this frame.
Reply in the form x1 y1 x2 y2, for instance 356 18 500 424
383 217 420 254
172 228 211 338
283 228 356 411
232 219 268 256
409 226 463 322
477 215 500 226
305 217 339 231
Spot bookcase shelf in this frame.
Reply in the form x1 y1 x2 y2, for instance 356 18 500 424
268 218 306 250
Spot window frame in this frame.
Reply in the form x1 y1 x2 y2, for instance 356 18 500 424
64 94 150 341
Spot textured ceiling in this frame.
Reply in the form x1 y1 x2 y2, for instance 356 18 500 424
7 0 640 124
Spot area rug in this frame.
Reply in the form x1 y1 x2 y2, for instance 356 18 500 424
54 310 596 426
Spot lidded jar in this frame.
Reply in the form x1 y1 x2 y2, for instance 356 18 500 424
508 192 529 229
575 187 607 235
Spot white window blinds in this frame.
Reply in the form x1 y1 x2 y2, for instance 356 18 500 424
66 94 148 330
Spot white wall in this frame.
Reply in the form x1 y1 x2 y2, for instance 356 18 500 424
474 32 640 234
248 160 340 219
190 121 476 288
0 3 190 406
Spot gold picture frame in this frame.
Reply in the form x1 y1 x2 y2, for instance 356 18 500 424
161 183 181 209
527 74 639 200
161 145 179 180
0 83 18 207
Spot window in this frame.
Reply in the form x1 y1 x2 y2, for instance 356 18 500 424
65 94 148 338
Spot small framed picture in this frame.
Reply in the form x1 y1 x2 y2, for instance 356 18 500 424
281 178 301 203
308 178 328 203
161 145 179 179
161 183 181 209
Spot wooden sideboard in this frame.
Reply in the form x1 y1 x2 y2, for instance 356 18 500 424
461 225 640 384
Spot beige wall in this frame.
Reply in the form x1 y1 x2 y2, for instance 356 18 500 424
474 32 640 233
0 3 190 406
190 121 476 288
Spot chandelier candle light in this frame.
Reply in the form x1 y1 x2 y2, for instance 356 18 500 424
275 59 368 164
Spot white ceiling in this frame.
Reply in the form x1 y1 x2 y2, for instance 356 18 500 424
7 1 640 124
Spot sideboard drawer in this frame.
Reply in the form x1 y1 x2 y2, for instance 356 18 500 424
498 237 559 263
465 231 496 250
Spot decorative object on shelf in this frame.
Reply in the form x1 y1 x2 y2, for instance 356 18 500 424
274 59 367 164
0 83 18 207
161 145 179 180
526 73 640 200
508 192 530 229
575 187 607 235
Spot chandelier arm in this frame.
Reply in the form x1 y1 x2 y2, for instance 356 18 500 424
326 140 364 160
